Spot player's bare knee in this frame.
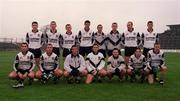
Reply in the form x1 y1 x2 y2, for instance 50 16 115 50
9 72 17 79
63 71 70 77
28 72 35 78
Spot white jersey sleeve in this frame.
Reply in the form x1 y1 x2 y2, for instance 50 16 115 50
64 55 72 72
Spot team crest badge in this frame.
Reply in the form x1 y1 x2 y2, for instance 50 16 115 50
133 33 136 35
56 35 58 38
89 33 91 35
72 36 74 38
52 57 55 60
38 34 40 37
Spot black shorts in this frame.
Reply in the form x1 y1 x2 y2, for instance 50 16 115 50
124 47 136 56
99 49 106 58
143 48 152 58
17 69 29 74
43 69 54 74
63 48 71 57
29 48 42 58
53 47 60 57
79 46 92 56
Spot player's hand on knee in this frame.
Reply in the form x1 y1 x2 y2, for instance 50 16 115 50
92 69 98 75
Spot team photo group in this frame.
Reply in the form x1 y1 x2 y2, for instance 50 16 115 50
8 20 168 88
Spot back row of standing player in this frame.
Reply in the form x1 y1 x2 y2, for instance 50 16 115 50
26 20 158 66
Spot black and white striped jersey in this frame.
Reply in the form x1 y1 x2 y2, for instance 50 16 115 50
93 32 107 50
106 31 121 50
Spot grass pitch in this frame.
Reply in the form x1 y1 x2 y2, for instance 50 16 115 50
0 51 180 101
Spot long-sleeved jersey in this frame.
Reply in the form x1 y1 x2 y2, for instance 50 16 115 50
64 54 86 72
78 29 94 47
13 51 35 72
141 31 159 49
93 32 107 50
128 54 146 69
86 52 105 72
60 33 78 49
106 31 121 50
147 50 165 68
45 30 61 48
26 30 44 49
39 52 59 71
121 30 141 47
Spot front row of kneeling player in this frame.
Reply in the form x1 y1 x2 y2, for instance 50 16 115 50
9 42 167 88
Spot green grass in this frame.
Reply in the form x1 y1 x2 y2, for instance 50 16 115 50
0 51 180 101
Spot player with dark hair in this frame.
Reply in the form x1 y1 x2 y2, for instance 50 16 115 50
78 20 94 56
63 45 87 84
35 44 63 84
9 42 35 88
85 44 107 84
